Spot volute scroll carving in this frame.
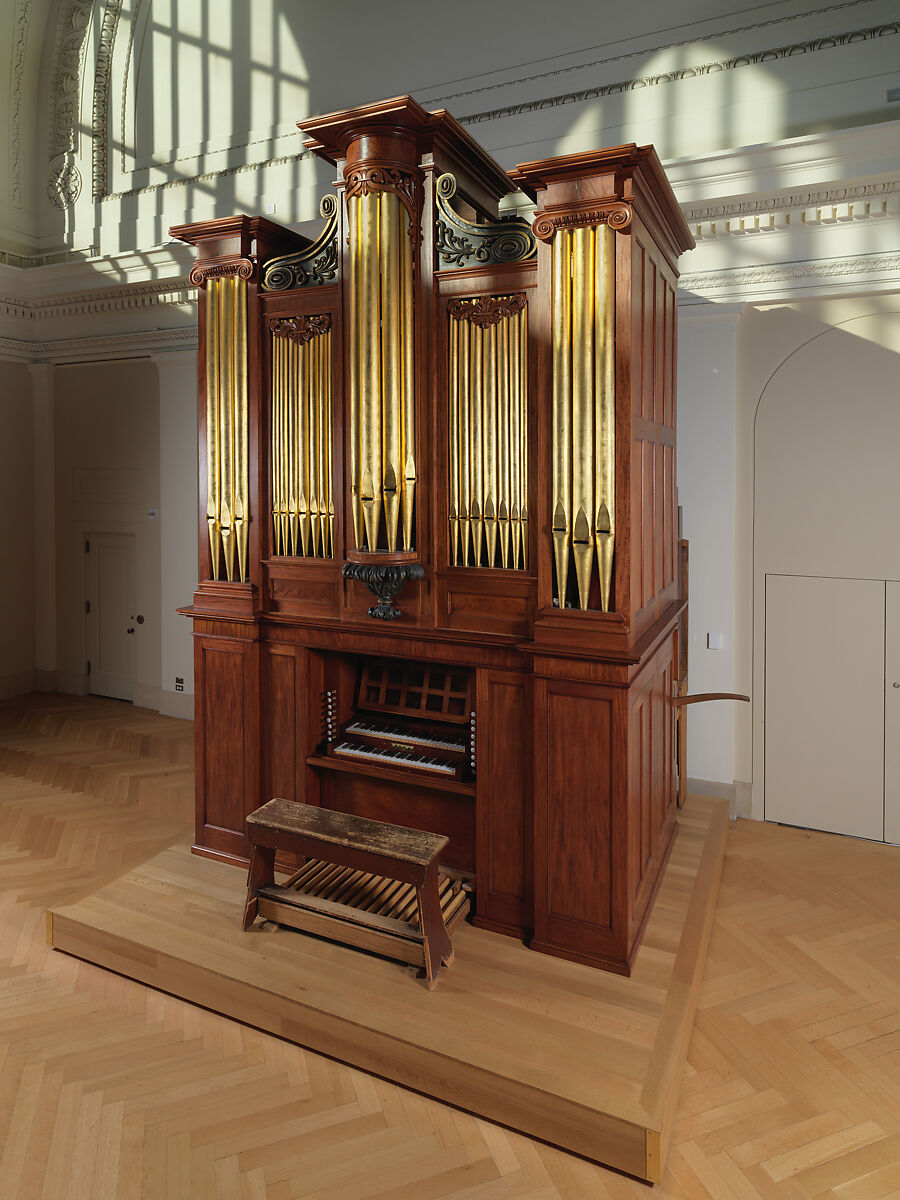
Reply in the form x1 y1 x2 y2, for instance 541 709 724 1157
532 202 632 242
190 257 255 287
435 173 537 268
261 194 339 290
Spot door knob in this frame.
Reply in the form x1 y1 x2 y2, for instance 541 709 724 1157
893 682 899 689
136 614 144 624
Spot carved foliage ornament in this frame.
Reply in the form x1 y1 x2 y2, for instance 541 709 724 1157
190 257 255 286
448 293 527 328
47 161 82 209
269 314 332 343
345 166 418 227
262 195 339 291
435 173 536 268
533 203 631 241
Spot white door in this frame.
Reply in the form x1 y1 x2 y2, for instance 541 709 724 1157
86 532 137 702
765 574 885 841
882 582 900 844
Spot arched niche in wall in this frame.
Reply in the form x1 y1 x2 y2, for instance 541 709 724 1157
752 310 900 836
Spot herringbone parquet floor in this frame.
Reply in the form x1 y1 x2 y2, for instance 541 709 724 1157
2 694 900 1198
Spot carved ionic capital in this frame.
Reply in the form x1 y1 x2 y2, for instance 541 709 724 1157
189 257 255 286
533 202 632 241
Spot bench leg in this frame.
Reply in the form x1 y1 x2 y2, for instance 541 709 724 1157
242 844 276 931
417 864 455 989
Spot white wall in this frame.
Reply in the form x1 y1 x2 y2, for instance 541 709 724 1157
0 359 34 697
53 360 161 704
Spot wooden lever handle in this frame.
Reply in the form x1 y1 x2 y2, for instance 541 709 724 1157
673 692 750 706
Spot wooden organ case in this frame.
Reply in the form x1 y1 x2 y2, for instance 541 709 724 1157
172 96 694 975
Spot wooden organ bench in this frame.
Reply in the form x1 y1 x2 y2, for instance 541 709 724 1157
242 799 467 987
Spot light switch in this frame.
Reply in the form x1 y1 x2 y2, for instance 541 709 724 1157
707 632 723 650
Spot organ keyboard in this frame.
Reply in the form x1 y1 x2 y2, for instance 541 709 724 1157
326 659 475 783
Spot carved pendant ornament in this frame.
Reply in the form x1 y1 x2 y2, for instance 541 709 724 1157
447 293 526 328
345 166 418 228
269 313 332 343
261 195 339 291
341 560 425 621
435 173 537 268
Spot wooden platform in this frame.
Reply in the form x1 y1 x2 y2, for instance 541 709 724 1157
48 795 728 1184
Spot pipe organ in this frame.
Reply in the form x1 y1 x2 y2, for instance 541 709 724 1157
172 96 694 975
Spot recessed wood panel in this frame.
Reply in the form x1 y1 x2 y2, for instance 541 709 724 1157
264 645 298 804
546 689 612 929
198 640 247 836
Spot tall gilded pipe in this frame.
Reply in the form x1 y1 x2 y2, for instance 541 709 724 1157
470 323 484 566
552 232 572 603
218 278 236 581
449 317 460 565
271 336 282 554
571 226 596 612
483 322 499 568
497 318 510 569
233 276 249 582
400 203 416 552
594 224 615 611
458 321 472 565
519 305 529 569
325 330 334 555
347 196 362 549
205 281 222 575
381 195 402 552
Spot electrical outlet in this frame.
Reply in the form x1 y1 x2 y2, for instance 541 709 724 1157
175 676 184 692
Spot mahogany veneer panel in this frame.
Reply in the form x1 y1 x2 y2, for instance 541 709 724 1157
50 797 727 1183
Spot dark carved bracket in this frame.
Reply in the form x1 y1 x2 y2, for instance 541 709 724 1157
190 256 255 286
532 202 632 241
341 560 425 620
345 166 418 230
435 173 536 268
269 314 332 343
261 195 339 290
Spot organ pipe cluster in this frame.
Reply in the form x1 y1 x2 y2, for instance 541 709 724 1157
205 276 249 582
271 320 334 557
551 224 616 611
448 296 528 569
347 189 416 554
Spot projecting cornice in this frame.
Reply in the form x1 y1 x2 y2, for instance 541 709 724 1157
0 325 197 364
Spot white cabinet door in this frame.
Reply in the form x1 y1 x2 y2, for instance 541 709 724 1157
883 582 900 844
765 574 885 841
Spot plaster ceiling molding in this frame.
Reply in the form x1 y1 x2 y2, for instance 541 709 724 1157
92 0 124 198
424 0 880 106
9 0 31 210
117 0 145 178
684 178 900 240
679 251 900 304
47 159 83 209
29 276 196 319
456 19 899 126
0 325 198 364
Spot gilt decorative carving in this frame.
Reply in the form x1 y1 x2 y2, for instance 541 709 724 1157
448 294 526 328
532 203 631 241
261 195 339 290
435 174 536 267
189 257 255 286
269 314 332 343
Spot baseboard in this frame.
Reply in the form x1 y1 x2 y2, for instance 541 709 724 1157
56 672 88 696
158 690 194 721
132 682 162 712
34 669 57 693
687 777 734 806
0 670 35 701
733 781 752 820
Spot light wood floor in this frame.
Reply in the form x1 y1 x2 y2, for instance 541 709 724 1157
3 696 900 1198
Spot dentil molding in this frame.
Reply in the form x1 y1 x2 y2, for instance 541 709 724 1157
0 326 198 364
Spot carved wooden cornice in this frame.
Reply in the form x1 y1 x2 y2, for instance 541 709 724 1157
269 314 332 343
448 294 527 327
189 257 255 286
532 202 632 241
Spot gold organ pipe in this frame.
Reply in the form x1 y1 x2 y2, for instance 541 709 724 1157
400 205 416 553
519 305 528 569
595 224 615 611
381 195 402 552
234 276 249 583
458 322 471 565
552 232 572 603
449 317 460 565
360 191 383 552
270 325 333 559
217 278 235 581
447 299 527 572
347 196 362 550
483 322 499 568
470 323 484 566
571 226 595 612
205 281 221 576
497 317 510 569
